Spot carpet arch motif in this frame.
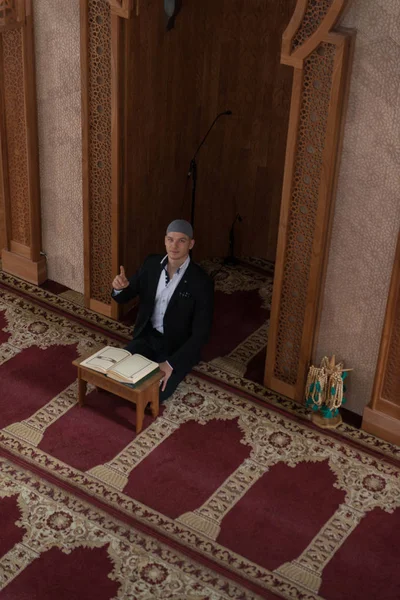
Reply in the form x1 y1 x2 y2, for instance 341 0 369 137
0 459 258 599
1 281 400 599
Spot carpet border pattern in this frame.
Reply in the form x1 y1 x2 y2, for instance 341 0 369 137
1 372 400 600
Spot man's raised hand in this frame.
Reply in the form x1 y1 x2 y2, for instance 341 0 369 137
112 265 129 290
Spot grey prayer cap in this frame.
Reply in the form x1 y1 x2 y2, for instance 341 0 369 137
166 219 193 238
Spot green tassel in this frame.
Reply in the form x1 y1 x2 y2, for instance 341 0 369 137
321 405 334 418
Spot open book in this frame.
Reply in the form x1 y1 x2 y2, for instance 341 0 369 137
80 346 159 385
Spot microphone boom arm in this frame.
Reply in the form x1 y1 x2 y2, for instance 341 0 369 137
187 111 232 226
188 111 232 175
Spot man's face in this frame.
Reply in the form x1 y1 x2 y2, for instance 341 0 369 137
165 231 195 261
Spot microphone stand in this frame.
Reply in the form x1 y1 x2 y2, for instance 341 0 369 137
187 111 232 229
224 213 242 266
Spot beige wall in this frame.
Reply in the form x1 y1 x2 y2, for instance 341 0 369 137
316 0 400 415
33 0 83 293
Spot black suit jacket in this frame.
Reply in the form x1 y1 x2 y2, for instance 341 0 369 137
111 255 214 374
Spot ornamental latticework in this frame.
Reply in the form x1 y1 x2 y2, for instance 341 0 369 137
88 0 112 304
274 43 336 385
0 0 16 29
2 27 30 246
292 0 334 50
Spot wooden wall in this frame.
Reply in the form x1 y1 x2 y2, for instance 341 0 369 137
0 180 5 251
123 0 296 272
362 231 400 445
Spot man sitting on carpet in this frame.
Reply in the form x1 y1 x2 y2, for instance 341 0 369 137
111 219 214 402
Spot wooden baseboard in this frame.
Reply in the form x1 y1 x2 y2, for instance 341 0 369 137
9 240 31 259
1 249 47 285
89 298 119 319
264 375 295 401
362 405 400 446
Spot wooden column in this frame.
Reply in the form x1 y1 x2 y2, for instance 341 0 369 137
0 0 46 284
264 0 354 402
81 0 133 318
362 232 400 445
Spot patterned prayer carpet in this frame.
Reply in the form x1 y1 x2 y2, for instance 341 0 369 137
199 258 272 382
0 457 268 600
1 275 400 599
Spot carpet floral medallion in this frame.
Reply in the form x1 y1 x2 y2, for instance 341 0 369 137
1 279 400 599
0 458 262 599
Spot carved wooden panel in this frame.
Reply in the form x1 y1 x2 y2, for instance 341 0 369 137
0 1 46 284
292 0 334 50
372 231 400 409
265 0 353 401
381 299 400 407
0 0 15 21
87 0 112 307
0 0 25 32
0 34 6 252
2 27 30 246
82 0 129 316
362 231 400 444
382 330 400 407
0 0 17 28
274 42 336 387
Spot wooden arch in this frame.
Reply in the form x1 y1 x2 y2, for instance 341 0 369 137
80 0 354 399
265 0 354 401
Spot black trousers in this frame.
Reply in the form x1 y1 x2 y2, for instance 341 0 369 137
124 327 186 402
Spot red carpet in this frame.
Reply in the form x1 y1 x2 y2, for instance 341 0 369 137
1 276 400 599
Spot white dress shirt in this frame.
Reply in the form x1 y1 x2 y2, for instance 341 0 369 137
151 254 190 333
113 254 191 334
113 255 191 371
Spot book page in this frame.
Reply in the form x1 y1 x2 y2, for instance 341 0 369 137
109 353 158 383
80 346 131 372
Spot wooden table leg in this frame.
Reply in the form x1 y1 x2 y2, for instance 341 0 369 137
135 397 145 434
78 372 87 407
150 383 159 418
